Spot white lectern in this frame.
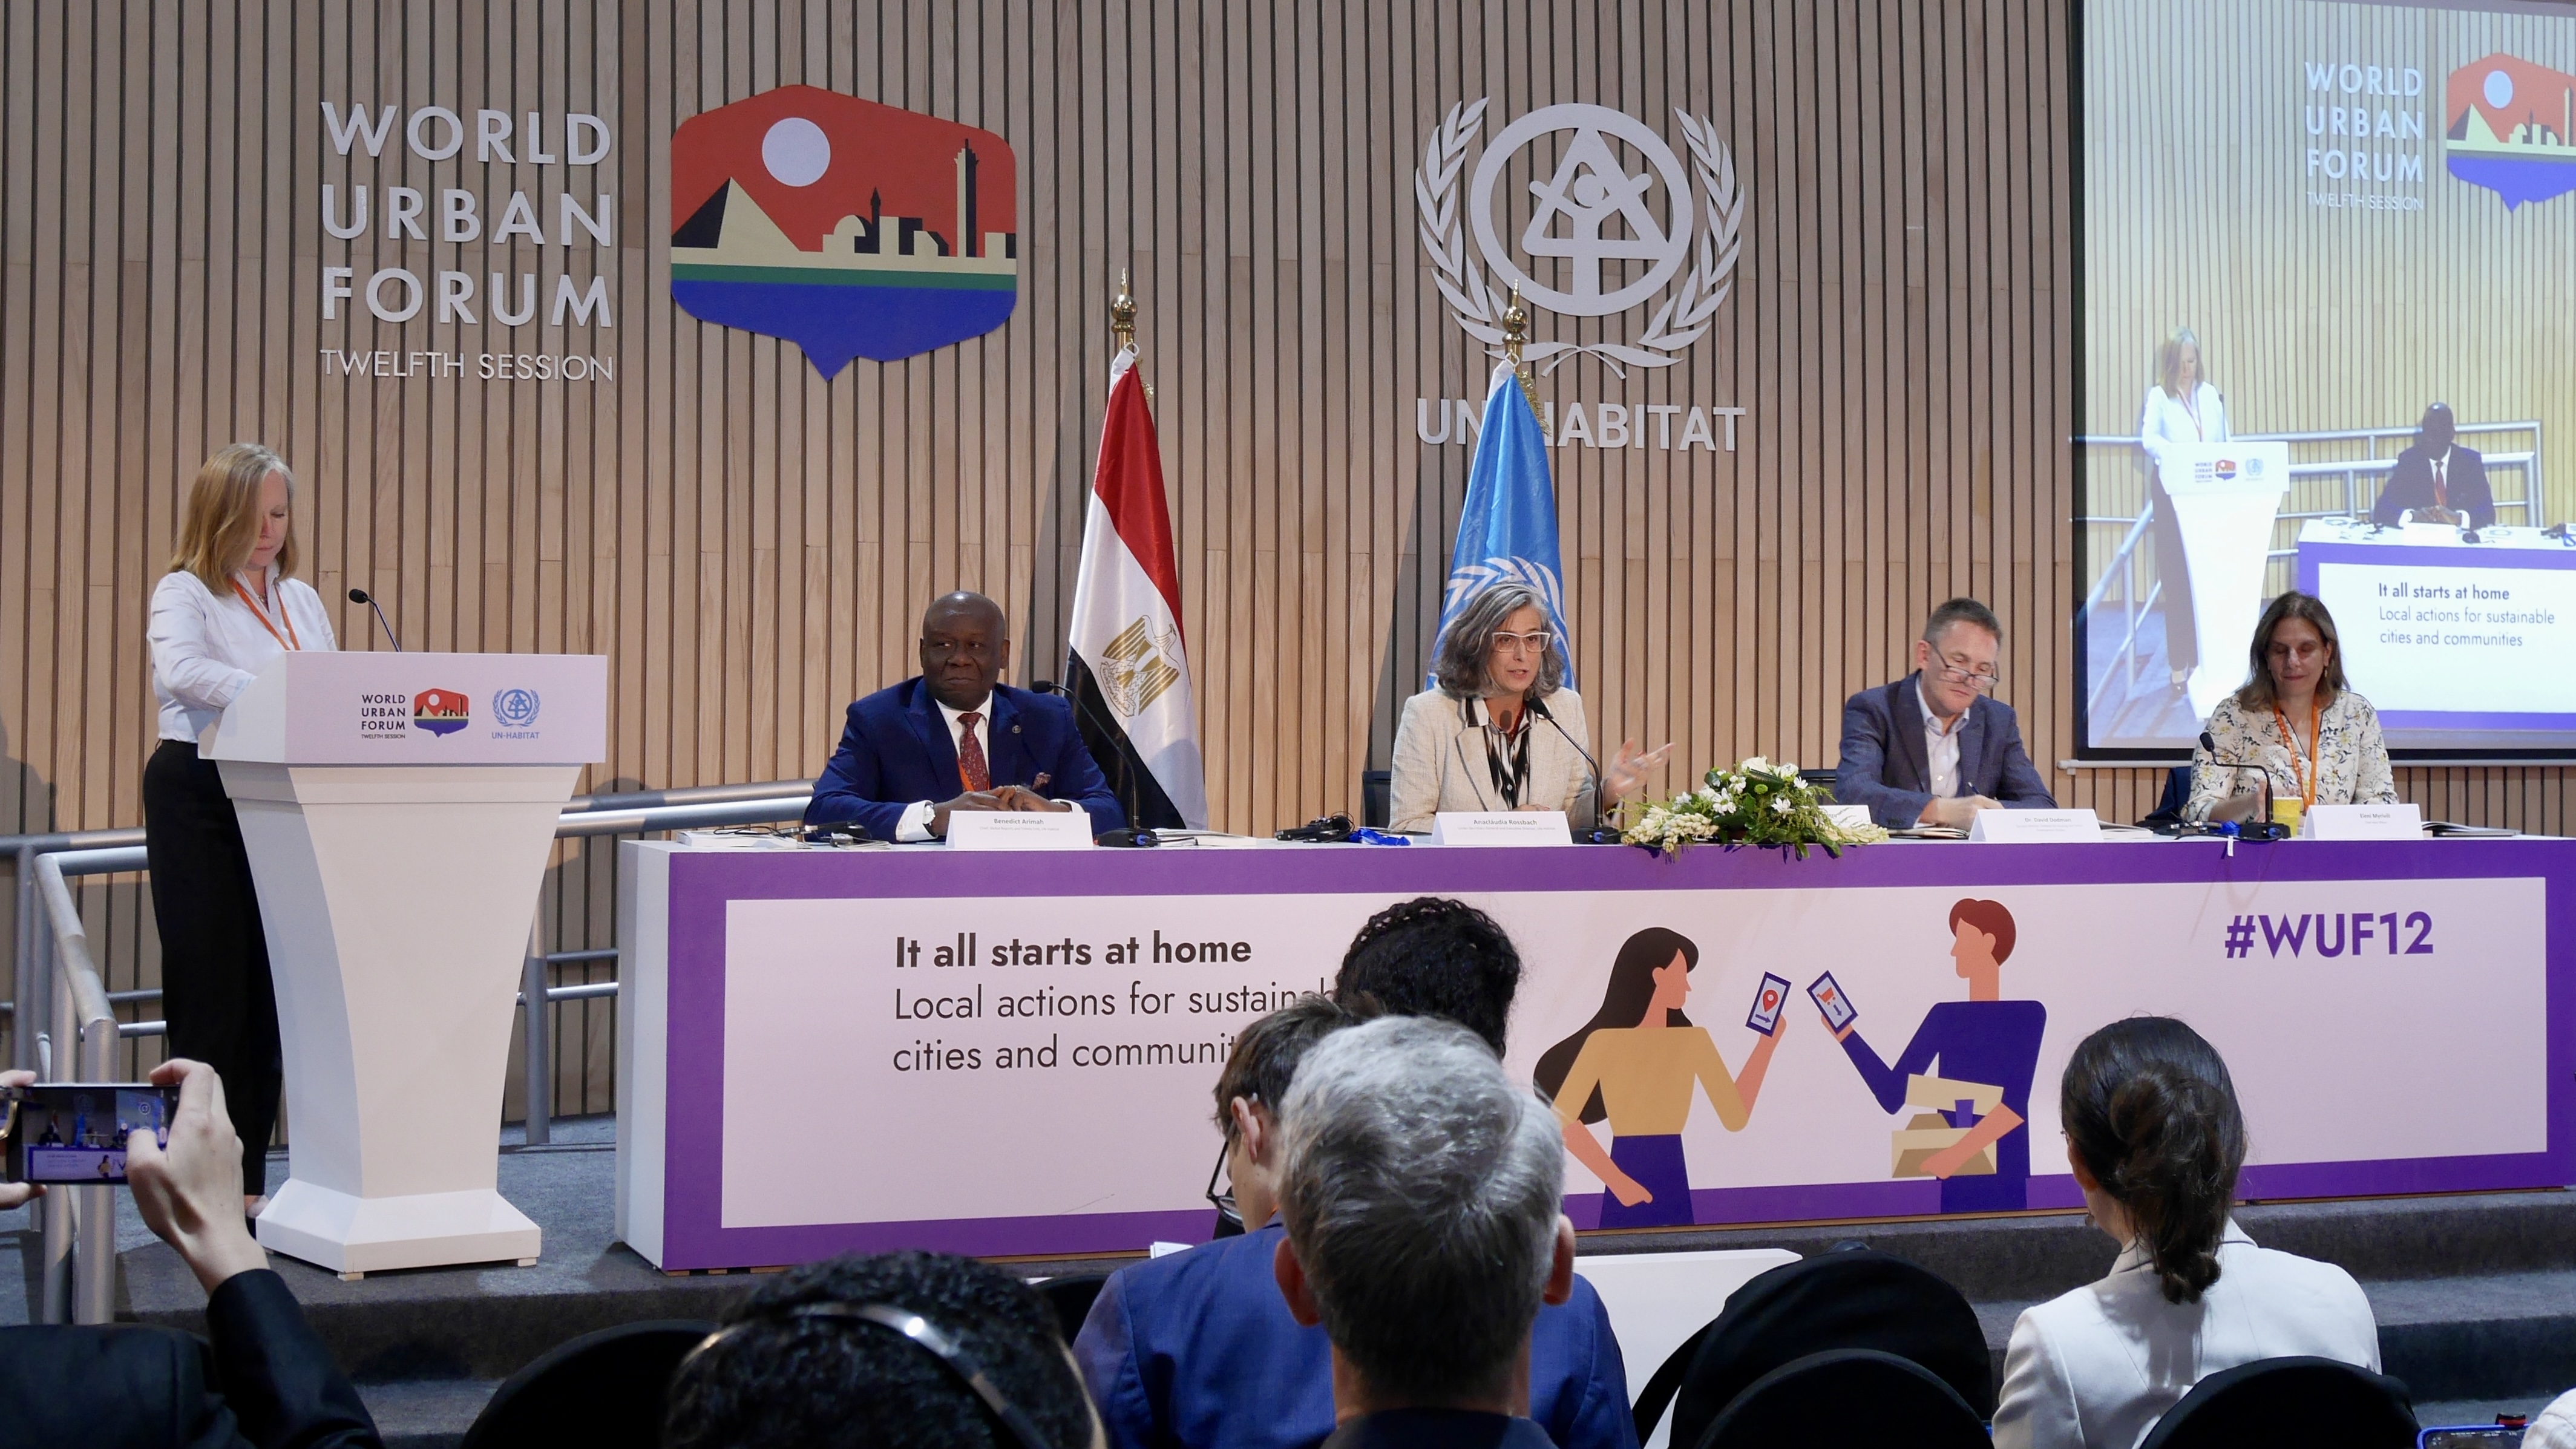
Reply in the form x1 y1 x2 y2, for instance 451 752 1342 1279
205 651 607 1274
2158 440 2290 719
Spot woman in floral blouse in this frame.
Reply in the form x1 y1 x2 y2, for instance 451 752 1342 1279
2185 592 2397 824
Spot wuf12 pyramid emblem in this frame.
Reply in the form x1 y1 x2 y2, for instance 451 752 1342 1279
669 86 1020 377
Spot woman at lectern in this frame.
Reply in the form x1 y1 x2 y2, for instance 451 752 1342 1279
2184 592 2394 828
2137 327 2230 691
1386 581 1670 833
143 443 337 1214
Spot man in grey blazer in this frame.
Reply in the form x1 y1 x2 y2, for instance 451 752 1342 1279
1835 598 2056 828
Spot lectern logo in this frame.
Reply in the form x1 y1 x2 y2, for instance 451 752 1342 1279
1416 99 1743 376
493 688 542 728
415 689 471 737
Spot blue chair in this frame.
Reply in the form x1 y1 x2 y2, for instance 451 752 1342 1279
2138 1356 2416 1449
461 1319 716 1449
1695 1348 1990 1449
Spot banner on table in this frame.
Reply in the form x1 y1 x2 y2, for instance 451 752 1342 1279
621 842 2573 1267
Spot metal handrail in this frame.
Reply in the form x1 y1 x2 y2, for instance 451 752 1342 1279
33 851 125 1325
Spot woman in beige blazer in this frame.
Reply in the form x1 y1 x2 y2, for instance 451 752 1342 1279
1388 582 1670 832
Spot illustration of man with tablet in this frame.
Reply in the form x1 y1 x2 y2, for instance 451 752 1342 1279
1815 898 2048 1213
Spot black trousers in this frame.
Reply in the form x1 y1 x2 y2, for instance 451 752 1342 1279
2148 471 2199 673
142 739 281 1195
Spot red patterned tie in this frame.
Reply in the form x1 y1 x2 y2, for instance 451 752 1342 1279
957 711 991 792
2433 458 2448 509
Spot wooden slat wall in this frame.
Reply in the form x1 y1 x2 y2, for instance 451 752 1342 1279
4 0 2568 1111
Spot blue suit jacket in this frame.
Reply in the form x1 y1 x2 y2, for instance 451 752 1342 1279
804 678 1122 839
1074 1223 1637 1449
1834 673 2056 827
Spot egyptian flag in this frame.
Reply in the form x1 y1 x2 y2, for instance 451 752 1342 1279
1065 347 1208 829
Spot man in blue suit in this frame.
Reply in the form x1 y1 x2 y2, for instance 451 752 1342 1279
1834 598 2056 828
805 591 1122 840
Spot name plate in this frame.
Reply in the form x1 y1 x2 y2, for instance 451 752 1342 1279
1820 803 1872 831
2301 802 2424 841
945 810 1095 851
1430 810 1570 847
1967 808 2103 843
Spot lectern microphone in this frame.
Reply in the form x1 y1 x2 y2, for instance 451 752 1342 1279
347 587 402 651
1527 696 1621 844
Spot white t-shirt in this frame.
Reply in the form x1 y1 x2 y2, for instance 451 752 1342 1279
148 567 339 744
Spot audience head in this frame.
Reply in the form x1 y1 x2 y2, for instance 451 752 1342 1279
1333 896 1522 1054
1210 992 1365 1230
2235 589 2347 712
172 442 298 588
1432 581 1565 704
1912 597 2002 719
919 591 1011 710
2059 1016 2248 1306
1271 1016 1573 1414
1533 926 1699 1124
667 1249 1100 1449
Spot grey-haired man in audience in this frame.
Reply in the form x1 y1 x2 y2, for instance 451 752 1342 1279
1270 1015 1577 1447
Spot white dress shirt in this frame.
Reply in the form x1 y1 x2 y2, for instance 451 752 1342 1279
1917 680 1965 804
148 567 339 744
2137 382 2230 471
1991 1221 2380 1449
894 697 995 842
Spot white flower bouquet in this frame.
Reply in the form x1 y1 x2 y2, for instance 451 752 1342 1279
1619 756 1889 859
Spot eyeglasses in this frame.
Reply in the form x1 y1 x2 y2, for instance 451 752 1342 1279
1206 1136 1242 1231
1489 630 1552 656
681 1301 1054 1449
1930 654 2001 693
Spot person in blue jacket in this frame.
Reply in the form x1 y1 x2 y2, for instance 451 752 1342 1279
1826 897 2048 1214
804 591 1121 840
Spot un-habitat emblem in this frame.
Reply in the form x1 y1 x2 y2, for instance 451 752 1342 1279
1417 100 1743 376
670 86 1018 377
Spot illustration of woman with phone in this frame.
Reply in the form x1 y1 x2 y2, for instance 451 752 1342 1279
1535 927 1786 1228
1826 898 2048 1213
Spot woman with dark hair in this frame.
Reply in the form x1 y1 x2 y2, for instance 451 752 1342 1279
2184 590 2396 827
1386 581 1671 832
1534 927 1784 1228
1991 1017 2379 1449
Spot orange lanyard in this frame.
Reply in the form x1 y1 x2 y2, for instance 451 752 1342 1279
2270 699 2322 809
229 577 302 652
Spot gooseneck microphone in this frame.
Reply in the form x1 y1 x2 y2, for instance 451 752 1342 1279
347 588 402 650
2198 730 2282 839
1527 696 1621 844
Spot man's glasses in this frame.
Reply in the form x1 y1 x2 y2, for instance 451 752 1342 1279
1489 630 1552 656
1206 1136 1241 1232
1930 654 2001 693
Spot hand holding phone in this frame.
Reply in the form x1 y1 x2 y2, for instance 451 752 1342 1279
1745 973 1793 1036
1808 971 1859 1033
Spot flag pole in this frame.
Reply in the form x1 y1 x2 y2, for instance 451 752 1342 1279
1501 282 1539 410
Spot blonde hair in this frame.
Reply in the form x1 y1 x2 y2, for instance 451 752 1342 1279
170 443 298 589
2155 328 2209 401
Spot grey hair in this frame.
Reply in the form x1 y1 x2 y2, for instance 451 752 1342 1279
1274 1015 1565 1406
1431 582 1567 700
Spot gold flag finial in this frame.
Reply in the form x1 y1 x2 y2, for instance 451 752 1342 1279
1501 283 1539 408
1111 268 1138 354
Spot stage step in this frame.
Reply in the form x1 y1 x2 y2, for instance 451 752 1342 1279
59 1119 2571 1443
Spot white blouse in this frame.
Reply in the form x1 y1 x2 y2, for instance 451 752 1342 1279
2138 382 2229 471
2186 689 2396 823
149 567 339 744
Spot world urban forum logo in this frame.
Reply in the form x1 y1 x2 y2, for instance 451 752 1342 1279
2444 54 2576 209
669 86 1019 377
413 689 471 737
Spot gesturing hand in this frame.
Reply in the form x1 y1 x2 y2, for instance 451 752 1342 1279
125 1058 269 1294
1601 739 1676 802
